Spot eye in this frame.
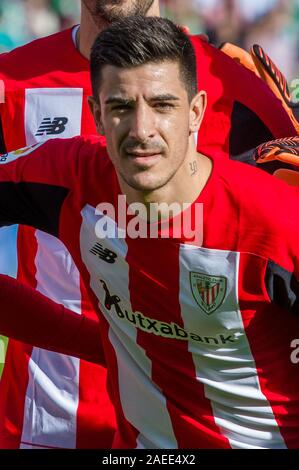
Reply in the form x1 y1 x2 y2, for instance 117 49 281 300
111 104 131 112
154 102 174 111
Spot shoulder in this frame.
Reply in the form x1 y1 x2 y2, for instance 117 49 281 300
190 35 261 86
215 157 299 267
44 134 107 157
53 134 110 174
0 28 76 84
190 36 273 100
0 28 73 67
1 134 108 167
217 157 298 215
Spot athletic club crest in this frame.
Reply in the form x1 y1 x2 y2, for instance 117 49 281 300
190 272 227 315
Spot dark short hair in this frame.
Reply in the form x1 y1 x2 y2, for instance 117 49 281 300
90 16 198 102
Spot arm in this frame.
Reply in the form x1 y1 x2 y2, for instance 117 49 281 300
0 274 104 365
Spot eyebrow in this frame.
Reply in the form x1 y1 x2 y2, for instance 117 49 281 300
105 94 180 106
105 97 132 106
149 94 180 102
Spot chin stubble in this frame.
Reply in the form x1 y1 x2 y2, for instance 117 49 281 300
94 0 155 23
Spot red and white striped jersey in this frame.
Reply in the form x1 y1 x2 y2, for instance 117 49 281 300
0 136 298 449
0 25 296 449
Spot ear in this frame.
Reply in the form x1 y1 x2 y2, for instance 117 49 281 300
87 96 105 135
189 90 207 134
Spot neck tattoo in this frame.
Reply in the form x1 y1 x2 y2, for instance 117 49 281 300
189 161 198 176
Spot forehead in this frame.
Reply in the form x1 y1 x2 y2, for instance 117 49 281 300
99 61 186 99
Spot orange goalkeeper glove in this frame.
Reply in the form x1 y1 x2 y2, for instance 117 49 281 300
253 137 299 186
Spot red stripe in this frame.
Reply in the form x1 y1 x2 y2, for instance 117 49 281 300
211 284 216 304
76 359 116 448
199 285 204 304
127 237 230 448
238 253 299 448
205 288 208 307
0 340 33 448
1 89 27 151
76 278 116 449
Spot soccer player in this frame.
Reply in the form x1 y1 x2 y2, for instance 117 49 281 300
0 0 297 450
0 17 298 448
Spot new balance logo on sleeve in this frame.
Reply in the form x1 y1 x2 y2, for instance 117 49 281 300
35 117 68 136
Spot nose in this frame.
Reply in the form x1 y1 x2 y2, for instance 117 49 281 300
128 102 156 142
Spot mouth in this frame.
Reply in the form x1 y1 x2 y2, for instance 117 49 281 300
125 151 163 165
126 151 162 157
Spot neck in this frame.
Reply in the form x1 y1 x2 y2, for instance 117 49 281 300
119 146 212 222
78 1 161 60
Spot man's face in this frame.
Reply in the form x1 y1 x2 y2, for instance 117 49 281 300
82 1 155 23
92 61 203 192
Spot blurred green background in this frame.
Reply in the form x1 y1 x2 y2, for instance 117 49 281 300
0 336 8 377
0 0 298 80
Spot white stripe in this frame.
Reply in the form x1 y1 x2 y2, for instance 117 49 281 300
178 244 287 449
80 204 177 449
25 88 83 146
21 231 81 449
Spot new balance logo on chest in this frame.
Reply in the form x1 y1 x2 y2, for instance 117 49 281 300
35 117 68 136
90 242 118 264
